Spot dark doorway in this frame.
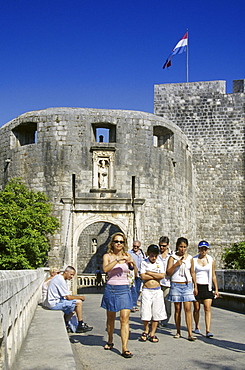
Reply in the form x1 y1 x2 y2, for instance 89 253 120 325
77 222 122 274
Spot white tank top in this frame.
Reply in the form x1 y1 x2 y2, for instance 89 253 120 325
193 254 213 291
171 254 192 282
195 263 209 285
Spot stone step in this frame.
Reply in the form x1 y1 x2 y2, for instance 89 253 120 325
13 305 76 370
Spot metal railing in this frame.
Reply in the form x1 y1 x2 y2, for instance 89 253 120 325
77 273 106 288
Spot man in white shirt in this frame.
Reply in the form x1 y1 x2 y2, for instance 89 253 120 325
46 265 93 333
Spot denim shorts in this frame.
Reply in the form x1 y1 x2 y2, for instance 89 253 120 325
167 282 196 302
101 284 133 312
50 298 76 315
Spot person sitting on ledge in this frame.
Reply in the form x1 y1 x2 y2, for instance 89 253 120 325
45 265 93 333
42 267 60 304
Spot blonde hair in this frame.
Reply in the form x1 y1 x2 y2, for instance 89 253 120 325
49 267 60 275
107 232 128 254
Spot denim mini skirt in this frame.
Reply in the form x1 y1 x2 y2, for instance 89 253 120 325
101 284 133 312
167 282 196 302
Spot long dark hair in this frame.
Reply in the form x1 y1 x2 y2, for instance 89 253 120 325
175 237 188 252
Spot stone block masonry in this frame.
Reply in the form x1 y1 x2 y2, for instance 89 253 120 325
154 80 245 262
0 108 195 272
0 78 244 270
0 269 45 369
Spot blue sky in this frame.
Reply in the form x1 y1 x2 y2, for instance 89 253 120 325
0 0 244 127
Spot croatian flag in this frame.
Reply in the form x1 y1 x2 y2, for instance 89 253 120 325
163 32 188 69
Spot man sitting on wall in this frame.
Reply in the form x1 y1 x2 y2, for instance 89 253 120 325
45 265 93 333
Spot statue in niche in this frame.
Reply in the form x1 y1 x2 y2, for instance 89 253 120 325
91 238 98 254
98 159 109 189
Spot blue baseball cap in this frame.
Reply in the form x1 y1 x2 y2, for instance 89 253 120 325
198 241 210 248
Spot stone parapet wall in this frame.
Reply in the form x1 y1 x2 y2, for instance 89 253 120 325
0 269 45 370
216 269 245 294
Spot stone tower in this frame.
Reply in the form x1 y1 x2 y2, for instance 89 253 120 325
154 79 245 262
0 108 195 271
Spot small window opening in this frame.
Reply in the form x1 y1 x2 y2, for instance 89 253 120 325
153 126 174 151
92 123 116 143
12 122 37 147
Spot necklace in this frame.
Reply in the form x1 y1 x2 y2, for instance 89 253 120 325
198 255 208 266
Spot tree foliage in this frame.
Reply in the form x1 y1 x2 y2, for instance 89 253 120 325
222 241 245 269
0 178 59 269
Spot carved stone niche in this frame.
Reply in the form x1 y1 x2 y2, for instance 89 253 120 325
90 148 115 191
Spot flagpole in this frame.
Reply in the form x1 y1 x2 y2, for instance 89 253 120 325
186 29 189 82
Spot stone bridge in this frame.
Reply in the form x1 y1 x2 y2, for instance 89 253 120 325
0 268 245 370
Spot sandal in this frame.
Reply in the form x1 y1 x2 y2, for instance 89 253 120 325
188 336 197 341
104 342 114 350
149 335 159 343
173 333 181 339
121 350 133 358
140 332 148 341
131 306 139 312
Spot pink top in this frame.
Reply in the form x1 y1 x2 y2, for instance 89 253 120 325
107 255 130 285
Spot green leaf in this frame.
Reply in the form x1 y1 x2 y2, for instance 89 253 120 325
0 178 59 269
222 241 245 269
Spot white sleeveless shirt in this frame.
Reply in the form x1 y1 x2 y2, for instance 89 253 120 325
171 253 192 283
193 254 213 291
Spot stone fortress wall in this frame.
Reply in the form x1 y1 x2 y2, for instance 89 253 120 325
0 108 195 272
154 79 245 263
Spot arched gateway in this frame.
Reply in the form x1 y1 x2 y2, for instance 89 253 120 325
77 221 122 273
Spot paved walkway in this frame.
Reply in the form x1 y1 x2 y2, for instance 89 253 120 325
69 290 245 370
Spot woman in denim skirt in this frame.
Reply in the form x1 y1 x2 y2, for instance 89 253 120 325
166 237 197 341
101 232 136 358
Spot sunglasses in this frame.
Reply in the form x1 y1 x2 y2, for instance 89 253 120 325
113 240 125 244
133 245 140 248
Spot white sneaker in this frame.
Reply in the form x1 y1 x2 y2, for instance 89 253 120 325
193 329 201 334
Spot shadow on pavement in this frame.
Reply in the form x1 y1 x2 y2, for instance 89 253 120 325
78 286 105 294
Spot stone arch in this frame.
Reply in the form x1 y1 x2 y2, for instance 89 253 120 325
76 221 123 273
73 214 129 247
